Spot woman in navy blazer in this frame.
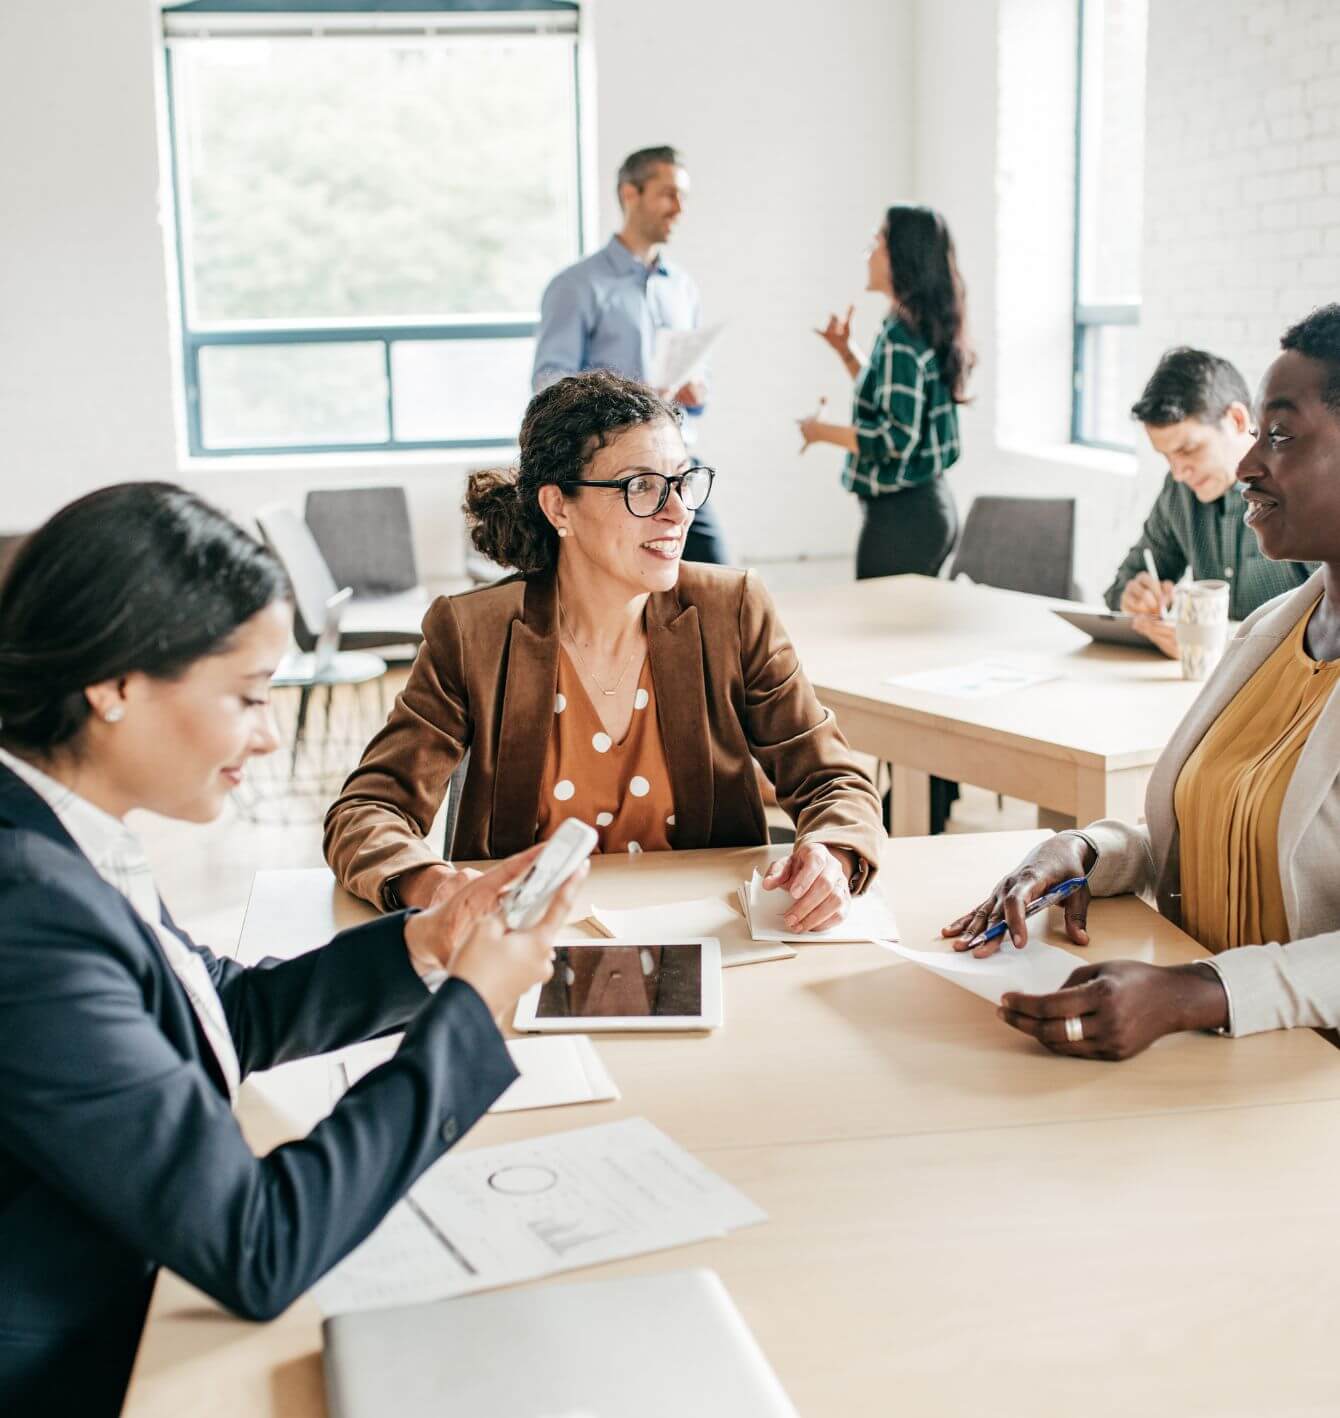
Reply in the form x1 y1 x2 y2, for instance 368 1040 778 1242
0 484 578 1415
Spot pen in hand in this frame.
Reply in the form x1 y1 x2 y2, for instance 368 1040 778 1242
799 396 827 453
1141 547 1170 621
963 876 1089 949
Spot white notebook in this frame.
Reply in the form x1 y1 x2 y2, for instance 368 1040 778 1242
740 870 900 943
323 1268 798 1418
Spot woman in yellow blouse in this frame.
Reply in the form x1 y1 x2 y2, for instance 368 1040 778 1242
943 304 1340 1058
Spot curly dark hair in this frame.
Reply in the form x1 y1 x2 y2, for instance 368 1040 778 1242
1281 304 1340 414
465 371 681 574
884 205 975 404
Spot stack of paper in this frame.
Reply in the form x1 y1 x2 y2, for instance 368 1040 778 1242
334 1033 620 1115
876 936 1083 1005
740 870 899 944
587 893 795 968
313 1117 766 1315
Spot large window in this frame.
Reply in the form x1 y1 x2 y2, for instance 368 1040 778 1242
1071 0 1147 449
163 3 582 456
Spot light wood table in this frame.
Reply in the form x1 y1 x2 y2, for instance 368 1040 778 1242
124 833 1340 1418
773 575 1203 835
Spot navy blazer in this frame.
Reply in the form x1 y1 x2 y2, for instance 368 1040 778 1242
0 764 518 1415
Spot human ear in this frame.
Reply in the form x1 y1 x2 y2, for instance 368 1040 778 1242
536 482 570 536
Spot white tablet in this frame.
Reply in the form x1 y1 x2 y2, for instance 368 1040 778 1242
513 938 723 1033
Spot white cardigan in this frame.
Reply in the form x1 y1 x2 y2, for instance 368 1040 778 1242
1085 568 1340 1036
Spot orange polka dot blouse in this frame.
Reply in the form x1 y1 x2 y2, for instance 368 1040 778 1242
535 650 675 856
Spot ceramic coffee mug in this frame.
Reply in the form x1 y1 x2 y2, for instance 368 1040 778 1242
1174 579 1230 681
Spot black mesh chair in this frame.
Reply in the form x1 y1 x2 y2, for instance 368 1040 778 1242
949 496 1078 600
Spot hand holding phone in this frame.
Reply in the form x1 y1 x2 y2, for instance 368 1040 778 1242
498 819 598 930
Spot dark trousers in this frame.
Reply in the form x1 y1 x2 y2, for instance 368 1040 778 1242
857 478 961 833
683 497 731 566
854 476 959 580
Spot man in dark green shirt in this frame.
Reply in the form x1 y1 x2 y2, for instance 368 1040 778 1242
1105 346 1318 656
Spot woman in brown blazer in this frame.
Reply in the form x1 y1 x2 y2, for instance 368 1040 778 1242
325 371 883 933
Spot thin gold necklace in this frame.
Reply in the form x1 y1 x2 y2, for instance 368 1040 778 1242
558 603 640 697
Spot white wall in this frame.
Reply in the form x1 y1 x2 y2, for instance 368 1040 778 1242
0 0 915 575
1140 0 1340 421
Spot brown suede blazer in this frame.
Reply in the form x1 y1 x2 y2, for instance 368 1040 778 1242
324 563 883 907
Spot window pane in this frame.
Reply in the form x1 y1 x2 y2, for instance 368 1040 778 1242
1076 0 1147 304
198 343 388 449
174 37 579 322
390 337 534 442
1077 323 1141 447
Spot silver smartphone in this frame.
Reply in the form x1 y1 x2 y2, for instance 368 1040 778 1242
499 819 598 929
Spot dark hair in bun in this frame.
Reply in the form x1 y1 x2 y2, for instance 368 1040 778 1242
0 482 289 756
465 370 679 574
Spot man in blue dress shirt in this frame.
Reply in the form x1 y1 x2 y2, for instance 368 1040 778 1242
532 145 730 564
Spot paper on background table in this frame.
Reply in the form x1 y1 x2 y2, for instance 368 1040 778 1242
587 894 796 968
335 1033 620 1114
648 323 723 392
883 657 1059 699
313 1117 766 1315
742 871 899 944
877 936 1084 1005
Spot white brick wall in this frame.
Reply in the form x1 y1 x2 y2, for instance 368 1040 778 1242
1141 0 1340 460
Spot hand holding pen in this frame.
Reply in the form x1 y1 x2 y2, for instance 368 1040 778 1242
941 832 1096 957
797 396 828 453
1119 549 1175 620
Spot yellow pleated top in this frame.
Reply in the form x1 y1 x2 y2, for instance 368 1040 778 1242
1175 597 1340 954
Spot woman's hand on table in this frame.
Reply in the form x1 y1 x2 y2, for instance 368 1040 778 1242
451 864 589 1020
762 842 854 932
941 832 1095 956
403 845 545 976
997 959 1229 1061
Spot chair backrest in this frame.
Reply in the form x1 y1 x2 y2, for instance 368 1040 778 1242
0 533 28 590
948 496 1077 601
304 486 419 597
442 750 470 861
255 504 340 651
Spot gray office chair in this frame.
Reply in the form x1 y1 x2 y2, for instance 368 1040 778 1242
948 496 1078 601
443 751 469 861
300 487 431 663
256 504 425 657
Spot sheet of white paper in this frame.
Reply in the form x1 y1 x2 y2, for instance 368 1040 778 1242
335 1034 620 1114
588 895 796 967
742 871 900 944
648 324 723 392
877 937 1083 1005
313 1117 766 1315
883 657 1059 699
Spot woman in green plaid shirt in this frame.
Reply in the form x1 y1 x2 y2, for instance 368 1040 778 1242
798 205 974 579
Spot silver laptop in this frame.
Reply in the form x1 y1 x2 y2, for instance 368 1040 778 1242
322 1268 799 1418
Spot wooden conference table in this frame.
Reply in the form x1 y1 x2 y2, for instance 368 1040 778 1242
126 832 1340 1418
774 575 1203 835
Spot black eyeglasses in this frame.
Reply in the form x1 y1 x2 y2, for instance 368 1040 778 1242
563 466 716 518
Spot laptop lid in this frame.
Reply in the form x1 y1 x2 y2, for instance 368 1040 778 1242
322 1268 798 1418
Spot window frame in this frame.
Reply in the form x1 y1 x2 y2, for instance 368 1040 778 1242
161 7 584 458
1069 0 1141 453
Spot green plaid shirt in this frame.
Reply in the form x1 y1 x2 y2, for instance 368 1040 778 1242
842 316 961 496
1104 473 1317 620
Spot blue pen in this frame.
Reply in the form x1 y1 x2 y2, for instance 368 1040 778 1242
965 876 1088 948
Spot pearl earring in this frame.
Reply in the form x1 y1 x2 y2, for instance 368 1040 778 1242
557 528 569 538
103 706 124 724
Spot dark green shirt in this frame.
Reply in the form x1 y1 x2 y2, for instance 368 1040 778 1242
1104 473 1317 620
842 315 961 497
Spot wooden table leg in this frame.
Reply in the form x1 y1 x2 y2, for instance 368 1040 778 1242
889 765 932 836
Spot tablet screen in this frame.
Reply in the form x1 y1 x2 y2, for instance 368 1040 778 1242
535 943 703 1019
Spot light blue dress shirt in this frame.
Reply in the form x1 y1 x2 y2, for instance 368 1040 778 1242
532 236 703 408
